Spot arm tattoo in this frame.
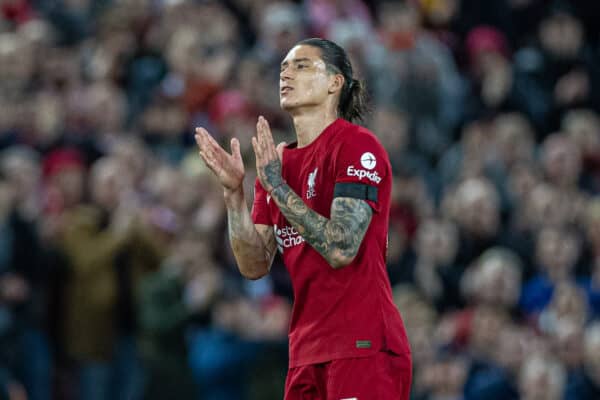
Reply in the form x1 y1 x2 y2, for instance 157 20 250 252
270 183 373 268
226 206 273 279
262 159 284 190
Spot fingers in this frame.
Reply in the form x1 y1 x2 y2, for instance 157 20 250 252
230 138 242 163
195 128 213 159
260 116 276 149
195 127 228 159
251 136 261 162
196 127 220 149
194 127 210 147
198 147 220 173
276 141 287 160
255 118 267 155
256 116 277 158
195 128 224 174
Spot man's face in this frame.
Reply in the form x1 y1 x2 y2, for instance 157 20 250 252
279 45 339 112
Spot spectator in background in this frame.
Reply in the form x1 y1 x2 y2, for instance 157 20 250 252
538 282 588 333
415 350 469 400
520 226 582 316
513 2 597 133
410 218 462 312
445 177 505 266
547 317 588 399
492 112 536 174
0 147 42 221
0 148 52 400
540 134 585 201
462 25 516 120
0 169 48 400
461 247 523 313
463 324 528 400
561 109 600 194
58 156 164 400
522 182 573 231
437 121 491 189
519 353 566 400
138 232 214 400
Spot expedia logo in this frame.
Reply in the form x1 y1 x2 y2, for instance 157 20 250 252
346 165 382 184
274 224 305 253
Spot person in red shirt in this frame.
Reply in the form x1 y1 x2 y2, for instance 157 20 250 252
195 37 411 399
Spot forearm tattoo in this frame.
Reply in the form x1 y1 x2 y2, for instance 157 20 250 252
271 183 373 268
227 206 274 277
262 159 284 191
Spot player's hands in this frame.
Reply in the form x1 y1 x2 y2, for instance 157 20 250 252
195 127 245 194
252 116 286 193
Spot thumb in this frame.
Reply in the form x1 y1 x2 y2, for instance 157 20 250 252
231 138 242 162
276 141 287 160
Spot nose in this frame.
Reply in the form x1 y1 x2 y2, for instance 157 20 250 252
280 66 293 82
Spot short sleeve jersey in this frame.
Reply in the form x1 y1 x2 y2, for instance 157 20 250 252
252 118 410 367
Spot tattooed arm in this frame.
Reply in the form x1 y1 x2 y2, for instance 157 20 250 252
272 184 372 268
194 126 275 280
224 190 276 280
252 116 372 269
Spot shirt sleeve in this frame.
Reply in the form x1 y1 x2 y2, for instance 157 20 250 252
334 131 389 213
251 177 272 225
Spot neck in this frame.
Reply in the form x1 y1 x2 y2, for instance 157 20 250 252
291 107 339 148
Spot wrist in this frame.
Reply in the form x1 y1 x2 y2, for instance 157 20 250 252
268 178 286 194
224 186 244 208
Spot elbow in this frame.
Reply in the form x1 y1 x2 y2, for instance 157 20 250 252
244 272 268 280
240 266 269 280
328 250 357 269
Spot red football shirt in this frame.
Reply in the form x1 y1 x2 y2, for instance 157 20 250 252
251 118 411 367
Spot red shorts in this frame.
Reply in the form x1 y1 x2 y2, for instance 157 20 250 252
284 351 412 400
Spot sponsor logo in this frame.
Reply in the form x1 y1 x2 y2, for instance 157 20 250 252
346 165 382 184
360 152 376 169
274 224 304 253
306 167 318 199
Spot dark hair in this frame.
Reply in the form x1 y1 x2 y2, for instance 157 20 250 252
297 38 368 122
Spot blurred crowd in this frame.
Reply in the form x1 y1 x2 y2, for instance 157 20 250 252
0 0 599 399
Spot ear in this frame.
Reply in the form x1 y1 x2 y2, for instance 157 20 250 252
328 74 345 95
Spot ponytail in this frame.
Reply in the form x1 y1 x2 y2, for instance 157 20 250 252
339 78 367 122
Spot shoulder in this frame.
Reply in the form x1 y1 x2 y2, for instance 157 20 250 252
335 120 384 147
332 120 388 161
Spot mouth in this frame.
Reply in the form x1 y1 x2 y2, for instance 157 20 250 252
280 87 293 94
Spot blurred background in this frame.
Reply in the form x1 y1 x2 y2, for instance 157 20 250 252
0 0 599 399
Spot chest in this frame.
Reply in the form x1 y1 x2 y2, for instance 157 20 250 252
277 149 335 217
